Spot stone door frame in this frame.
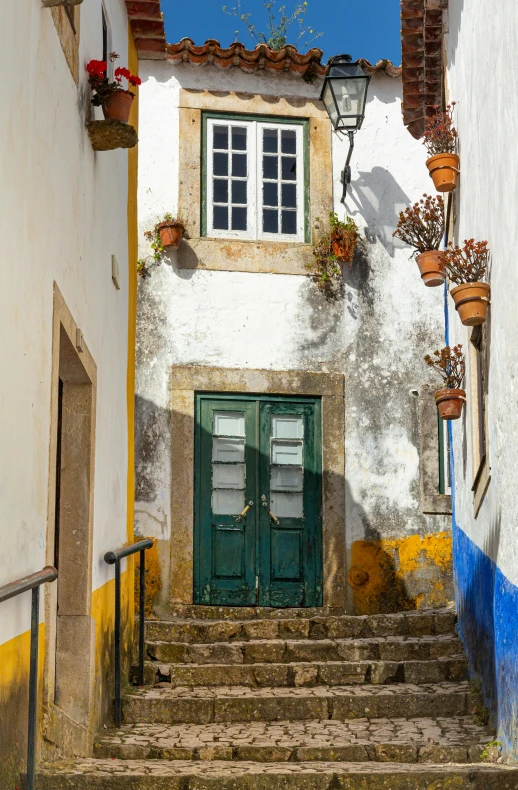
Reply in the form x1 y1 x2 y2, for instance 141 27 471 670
170 366 346 610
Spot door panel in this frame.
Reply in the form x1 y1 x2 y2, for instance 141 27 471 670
195 395 322 607
196 399 257 605
258 401 322 607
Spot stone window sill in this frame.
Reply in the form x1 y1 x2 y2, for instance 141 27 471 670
177 236 314 275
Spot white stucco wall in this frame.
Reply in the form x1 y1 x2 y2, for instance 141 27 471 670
135 60 450 608
0 0 131 646
445 0 518 585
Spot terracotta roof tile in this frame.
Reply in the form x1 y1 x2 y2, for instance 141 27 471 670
166 39 402 81
126 0 167 59
400 0 447 138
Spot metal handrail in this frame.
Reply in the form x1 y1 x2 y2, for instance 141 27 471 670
104 538 153 727
0 566 58 790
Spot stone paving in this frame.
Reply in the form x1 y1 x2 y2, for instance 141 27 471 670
32 608 518 789
31 759 518 790
94 717 493 763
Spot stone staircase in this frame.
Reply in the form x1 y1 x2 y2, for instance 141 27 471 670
29 607 518 788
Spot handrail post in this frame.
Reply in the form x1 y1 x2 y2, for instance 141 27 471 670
139 548 146 686
114 558 121 728
27 586 39 790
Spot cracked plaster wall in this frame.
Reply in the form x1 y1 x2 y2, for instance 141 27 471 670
135 61 451 613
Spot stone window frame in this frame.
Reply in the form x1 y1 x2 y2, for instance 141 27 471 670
469 325 491 516
177 89 333 276
202 114 309 244
419 386 452 514
50 4 81 84
170 366 346 610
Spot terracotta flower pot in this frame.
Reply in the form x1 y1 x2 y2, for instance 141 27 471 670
331 231 356 263
416 250 446 287
450 282 490 326
158 222 184 249
102 91 134 123
426 153 460 192
435 388 466 420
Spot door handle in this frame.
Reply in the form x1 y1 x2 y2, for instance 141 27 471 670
236 501 253 522
261 495 280 525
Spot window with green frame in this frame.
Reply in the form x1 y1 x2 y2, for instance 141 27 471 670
201 112 310 243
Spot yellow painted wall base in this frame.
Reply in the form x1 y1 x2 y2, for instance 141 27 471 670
348 531 453 614
0 624 45 789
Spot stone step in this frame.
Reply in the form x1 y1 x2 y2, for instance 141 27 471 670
138 656 467 687
28 759 518 789
145 634 461 665
144 609 457 643
122 682 476 724
94 716 493 763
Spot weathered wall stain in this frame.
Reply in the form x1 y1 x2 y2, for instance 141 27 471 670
349 532 453 614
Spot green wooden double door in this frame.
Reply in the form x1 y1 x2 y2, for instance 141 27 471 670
194 394 322 608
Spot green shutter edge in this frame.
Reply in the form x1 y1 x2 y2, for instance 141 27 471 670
201 111 310 242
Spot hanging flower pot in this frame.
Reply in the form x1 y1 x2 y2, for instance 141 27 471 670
102 90 134 123
450 282 490 326
416 250 446 287
331 230 356 263
434 388 466 420
424 344 466 421
422 104 459 193
426 153 460 193
443 239 490 326
393 195 445 287
157 221 185 250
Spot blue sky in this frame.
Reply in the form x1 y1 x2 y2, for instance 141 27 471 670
161 0 401 66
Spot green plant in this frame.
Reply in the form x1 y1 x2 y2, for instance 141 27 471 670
475 704 490 727
424 345 465 389
443 239 489 284
222 0 322 51
306 213 360 292
422 103 458 157
393 194 445 256
480 740 502 761
137 214 187 277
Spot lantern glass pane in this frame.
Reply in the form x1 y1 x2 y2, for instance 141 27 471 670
322 83 339 128
332 77 368 128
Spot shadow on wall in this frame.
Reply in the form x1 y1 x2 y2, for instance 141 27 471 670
347 167 412 258
133 389 452 615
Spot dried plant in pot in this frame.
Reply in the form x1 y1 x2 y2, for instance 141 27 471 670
444 239 490 326
424 345 466 420
308 213 360 292
422 104 460 192
87 53 141 123
393 194 445 287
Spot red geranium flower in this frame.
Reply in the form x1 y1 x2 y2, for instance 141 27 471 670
86 59 107 79
114 66 131 82
129 75 142 86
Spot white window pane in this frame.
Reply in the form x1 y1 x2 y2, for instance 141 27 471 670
272 415 303 439
271 440 303 465
213 463 245 490
212 437 245 463
213 411 245 437
271 466 303 492
212 489 245 515
271 492 303 518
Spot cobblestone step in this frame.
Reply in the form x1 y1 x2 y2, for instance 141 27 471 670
122 682 477 724
145 609 456 643
145 634 462 666
27 759 518 789
138 657 467 687
94 717 493 763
